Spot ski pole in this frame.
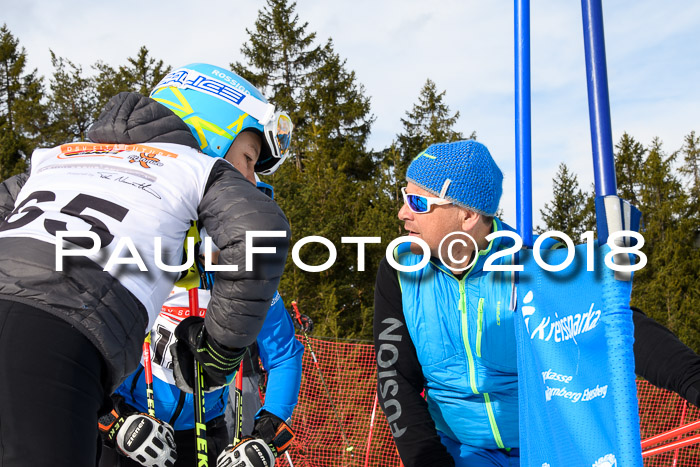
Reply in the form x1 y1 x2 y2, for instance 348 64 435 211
291 301 354 460
177 221 209 465
231 359 244 445
190 287 208 466
142 332 156 417
285 451 294 466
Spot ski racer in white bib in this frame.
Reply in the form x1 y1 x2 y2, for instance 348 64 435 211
0 63 292 467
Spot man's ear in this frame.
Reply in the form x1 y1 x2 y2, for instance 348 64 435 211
461 209 482 232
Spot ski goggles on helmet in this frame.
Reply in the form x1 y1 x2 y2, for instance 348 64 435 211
258 111 293 175
401 187 452 213
265 112 292 160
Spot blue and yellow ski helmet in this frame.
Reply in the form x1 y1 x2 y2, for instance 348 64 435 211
150 63 292 174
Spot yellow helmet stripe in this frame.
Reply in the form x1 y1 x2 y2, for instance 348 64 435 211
227 113 249 134
151 87 194 114
151 86 246 152
185 116 233 150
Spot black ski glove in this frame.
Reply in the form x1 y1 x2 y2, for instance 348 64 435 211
252 410 295 457
293 313 314 334
170 316 244 393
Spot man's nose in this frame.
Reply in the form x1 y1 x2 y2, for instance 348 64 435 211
398 203 413 221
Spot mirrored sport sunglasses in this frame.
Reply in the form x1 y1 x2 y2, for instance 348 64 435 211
401 187 452 213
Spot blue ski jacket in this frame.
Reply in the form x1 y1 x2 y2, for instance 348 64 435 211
115 290 303 431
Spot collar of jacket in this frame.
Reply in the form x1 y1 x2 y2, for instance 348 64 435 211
432 217 517 279
87 91 201 151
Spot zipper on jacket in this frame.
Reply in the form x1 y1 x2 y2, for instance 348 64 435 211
453 269 504 449
476 298 484 357
484 393 506 449
459 280 479 394
437 221 507 448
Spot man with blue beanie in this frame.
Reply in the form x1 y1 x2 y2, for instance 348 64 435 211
373 140 520 466
373 140 700 467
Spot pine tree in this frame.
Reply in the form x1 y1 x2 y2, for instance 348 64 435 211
0 24 46 178
582 185 596 234
45 51 98 145
232 0 321 102
666 131 700 351
614 132 645 207
121 46 170 97
636 138 683 242
298 40 375 178
679 131 700 217
272 40 378 337
395 79 470 179
93 60 131 114
374 142 405 214
233 1 382 338
93 46 170 114
538 163 593 240
232 0 323 170
628 138 698 348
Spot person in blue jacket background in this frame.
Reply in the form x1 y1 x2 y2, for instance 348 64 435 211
223 178 310 443
100 182 303 467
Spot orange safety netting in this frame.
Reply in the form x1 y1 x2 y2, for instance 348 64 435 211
638 380 700 466
285 336 397 467
281 336 700 466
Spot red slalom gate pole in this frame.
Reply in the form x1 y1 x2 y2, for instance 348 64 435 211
231 360 244 445
364 395 378 467
641 419 700 450
642 434 700 458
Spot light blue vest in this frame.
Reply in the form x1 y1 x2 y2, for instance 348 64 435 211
395 219 519 450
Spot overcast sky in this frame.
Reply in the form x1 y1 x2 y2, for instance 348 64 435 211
2 0 699 228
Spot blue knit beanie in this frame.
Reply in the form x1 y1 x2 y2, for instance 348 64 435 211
406 140 503 216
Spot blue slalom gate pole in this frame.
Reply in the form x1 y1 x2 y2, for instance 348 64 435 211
515 0 533 248
512 2 643 465
581 4 643 463
581 0 617 199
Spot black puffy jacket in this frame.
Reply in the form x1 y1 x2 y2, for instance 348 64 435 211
0 92 290 392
